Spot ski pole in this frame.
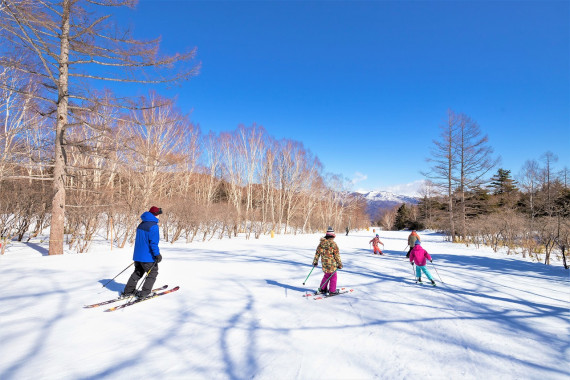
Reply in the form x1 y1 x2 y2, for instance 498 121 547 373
430 261 444 283
303 266 316 285
403 245 408 252
411 263 417 283
101 262 134 289
318 268 338 292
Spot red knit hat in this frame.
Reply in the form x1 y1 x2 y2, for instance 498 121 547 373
149 206 162 216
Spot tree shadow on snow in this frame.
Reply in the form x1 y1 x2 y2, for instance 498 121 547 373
432 253 568 281
21 241 49 256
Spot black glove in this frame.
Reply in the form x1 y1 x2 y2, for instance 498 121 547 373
430 260 433 263
154 254 162 263
410 262 414 266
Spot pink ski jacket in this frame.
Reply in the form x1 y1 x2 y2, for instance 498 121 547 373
409 246 432 266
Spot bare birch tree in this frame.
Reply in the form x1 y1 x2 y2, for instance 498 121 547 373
518 159 541 229
219 130 245 235
236 124 265 238
274 139 320 233
0 66 43 182
121 94 189 205
540 151 558 216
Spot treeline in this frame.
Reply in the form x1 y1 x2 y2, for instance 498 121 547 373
378 110 569 266
0 93 369 252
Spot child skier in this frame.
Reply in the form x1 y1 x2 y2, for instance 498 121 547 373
369 234 384 255
312 227 343 294
409 240 436 285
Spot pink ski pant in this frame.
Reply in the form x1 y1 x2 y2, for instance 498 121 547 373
320 272 337 292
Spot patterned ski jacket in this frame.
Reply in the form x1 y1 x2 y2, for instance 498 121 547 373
409 246 432 267
313 237 342 273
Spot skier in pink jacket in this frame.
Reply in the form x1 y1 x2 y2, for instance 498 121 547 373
409 240 436 285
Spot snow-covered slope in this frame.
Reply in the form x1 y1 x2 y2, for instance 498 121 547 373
1 229 568 380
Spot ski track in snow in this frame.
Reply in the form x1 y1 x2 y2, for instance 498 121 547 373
0 229 569 380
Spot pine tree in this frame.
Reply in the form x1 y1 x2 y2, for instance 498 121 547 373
489 169 519 208
489 169 517 195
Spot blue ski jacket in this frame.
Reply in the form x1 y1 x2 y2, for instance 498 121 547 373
132 211 161 262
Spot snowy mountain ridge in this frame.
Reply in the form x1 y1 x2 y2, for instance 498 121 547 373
355 190 420 205
354 190 419 218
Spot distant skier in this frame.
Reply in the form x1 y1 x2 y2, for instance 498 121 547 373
345 226 349 236
409 240 435 285
312 227 343 294
369 234 384 255
121 206 163 299
407 230 421 258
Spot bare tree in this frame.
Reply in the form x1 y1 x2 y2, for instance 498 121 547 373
0 0 198 254
424 110 497 240
380 205 398 230
259 139 277 230
559 166 569 188
418 180 439 227
0 66 42 182
236 124 266 238
518 159 541 229
541 151 559 215
218 130 245 235
423 109 459 241
118 94 190 209
275 140 321 234
455 112 499 239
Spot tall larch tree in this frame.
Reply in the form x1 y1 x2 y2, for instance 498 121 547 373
0 0 199 254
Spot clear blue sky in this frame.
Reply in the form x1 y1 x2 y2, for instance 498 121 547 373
114 0 569 195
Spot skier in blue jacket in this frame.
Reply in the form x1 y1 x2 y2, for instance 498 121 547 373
121 206 163 299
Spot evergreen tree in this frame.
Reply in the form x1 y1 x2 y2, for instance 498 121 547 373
489 168 519 208
394 204 424 230
489 169 518 195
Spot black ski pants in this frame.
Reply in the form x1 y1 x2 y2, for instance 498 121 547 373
124 261 158 297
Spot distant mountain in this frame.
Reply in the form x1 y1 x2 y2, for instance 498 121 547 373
353 190 419 219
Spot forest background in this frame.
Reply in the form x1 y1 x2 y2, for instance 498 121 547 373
0 1 567 268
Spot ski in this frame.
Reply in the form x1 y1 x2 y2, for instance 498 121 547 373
104 286 180 312
415 280 436 287
313 288 354 300
84 285 168 308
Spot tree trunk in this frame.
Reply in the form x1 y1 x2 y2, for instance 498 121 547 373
48 0 70 255
448 162 455 242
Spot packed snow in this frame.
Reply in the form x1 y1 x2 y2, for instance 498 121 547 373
1 229 568 380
